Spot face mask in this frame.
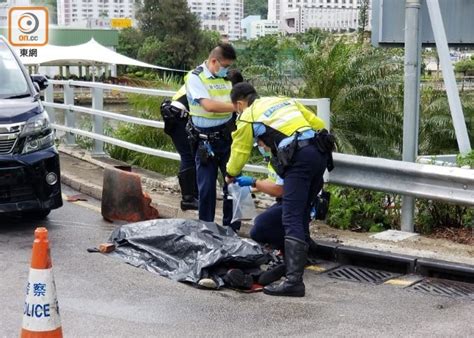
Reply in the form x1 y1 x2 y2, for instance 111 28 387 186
216 66 229 78
236 102 244 114
258 146 271 159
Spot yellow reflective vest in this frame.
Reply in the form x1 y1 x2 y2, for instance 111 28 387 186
226 97 325 177
267 162 281 184
185 68 233 119
172 85 186 101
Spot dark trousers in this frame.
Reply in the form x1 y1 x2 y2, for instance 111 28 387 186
251 202 285 250
195 128 240 230
282 145 328 241
251 174 324 250
165 118 196 172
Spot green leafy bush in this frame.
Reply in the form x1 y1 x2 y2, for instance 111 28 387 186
326 185 400 232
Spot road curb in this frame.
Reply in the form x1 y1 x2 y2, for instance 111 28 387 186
416 258 474 283
314 240 474 283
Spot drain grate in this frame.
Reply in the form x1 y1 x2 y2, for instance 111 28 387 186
409 278 474 300
326 265 400 284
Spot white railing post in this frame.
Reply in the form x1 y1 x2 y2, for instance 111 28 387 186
63 82 76 145
44 84 55 124
317 98 331 131
92 87 105 156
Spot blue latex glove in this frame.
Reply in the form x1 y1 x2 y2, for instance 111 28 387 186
235 176 255 187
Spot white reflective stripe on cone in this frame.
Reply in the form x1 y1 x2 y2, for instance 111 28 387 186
22 268 61 331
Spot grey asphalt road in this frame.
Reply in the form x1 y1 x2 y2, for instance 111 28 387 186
1 185 473 337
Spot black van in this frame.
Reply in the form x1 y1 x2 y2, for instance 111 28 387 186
0 36 62 219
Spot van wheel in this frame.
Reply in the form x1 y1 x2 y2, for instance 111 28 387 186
24 210 51 220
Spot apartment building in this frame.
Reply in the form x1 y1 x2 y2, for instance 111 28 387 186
187 0 243 41
269 0 371 34
57 0 138 27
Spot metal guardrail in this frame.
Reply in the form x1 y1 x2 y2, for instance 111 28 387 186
331 153 474 205
44 80 474 206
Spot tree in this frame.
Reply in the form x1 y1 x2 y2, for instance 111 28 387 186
358 0 370 43
136 0 206 69
299 38 404 158
244 0 268 18
117 28 145 60
454 59 474 92
454 59 474 76
235 35 281 69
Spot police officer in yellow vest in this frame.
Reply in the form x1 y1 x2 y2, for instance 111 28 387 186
185 43 240 230
161 70 244 212
226 83 334 297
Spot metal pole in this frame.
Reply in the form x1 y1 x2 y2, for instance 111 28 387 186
92 87 105 156
401 0 422 232
63 82 76 145
426 0 472 155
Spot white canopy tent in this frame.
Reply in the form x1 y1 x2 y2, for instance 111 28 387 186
18 38 186 73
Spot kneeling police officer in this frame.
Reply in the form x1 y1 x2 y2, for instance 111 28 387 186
225 83 334 297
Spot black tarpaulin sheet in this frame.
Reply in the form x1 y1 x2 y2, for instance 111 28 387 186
107 219 266 283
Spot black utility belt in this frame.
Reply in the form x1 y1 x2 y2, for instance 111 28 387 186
196 130 224 141
190 123 231 141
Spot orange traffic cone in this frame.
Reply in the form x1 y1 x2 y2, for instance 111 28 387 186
21 227 62 338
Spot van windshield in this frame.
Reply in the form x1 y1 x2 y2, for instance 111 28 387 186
0 40 30 99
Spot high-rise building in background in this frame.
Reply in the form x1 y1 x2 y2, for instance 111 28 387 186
268 0 371 34
241 15 279 40
0 0 31 27
187 0 244 41
57 0 138 28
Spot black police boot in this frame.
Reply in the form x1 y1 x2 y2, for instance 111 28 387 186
263 237 308 297
258 263 286 286
178 168 198 211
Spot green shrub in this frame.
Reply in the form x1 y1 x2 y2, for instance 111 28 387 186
326 185 400 232
457 150 474 168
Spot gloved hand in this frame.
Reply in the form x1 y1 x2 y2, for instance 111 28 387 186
235 176 255 187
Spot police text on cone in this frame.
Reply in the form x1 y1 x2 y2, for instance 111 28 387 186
21 227 63 338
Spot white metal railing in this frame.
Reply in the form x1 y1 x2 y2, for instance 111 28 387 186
44 80 474 208
44 80 329 174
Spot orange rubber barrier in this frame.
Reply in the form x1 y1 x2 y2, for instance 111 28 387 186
21 227 63 338
101 166 159 222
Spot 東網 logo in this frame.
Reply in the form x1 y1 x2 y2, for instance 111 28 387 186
8 7 49 46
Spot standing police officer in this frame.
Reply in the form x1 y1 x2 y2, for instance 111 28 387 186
160 86 198 211
226 83 334 297
161 70 244 211
185 43 240 230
